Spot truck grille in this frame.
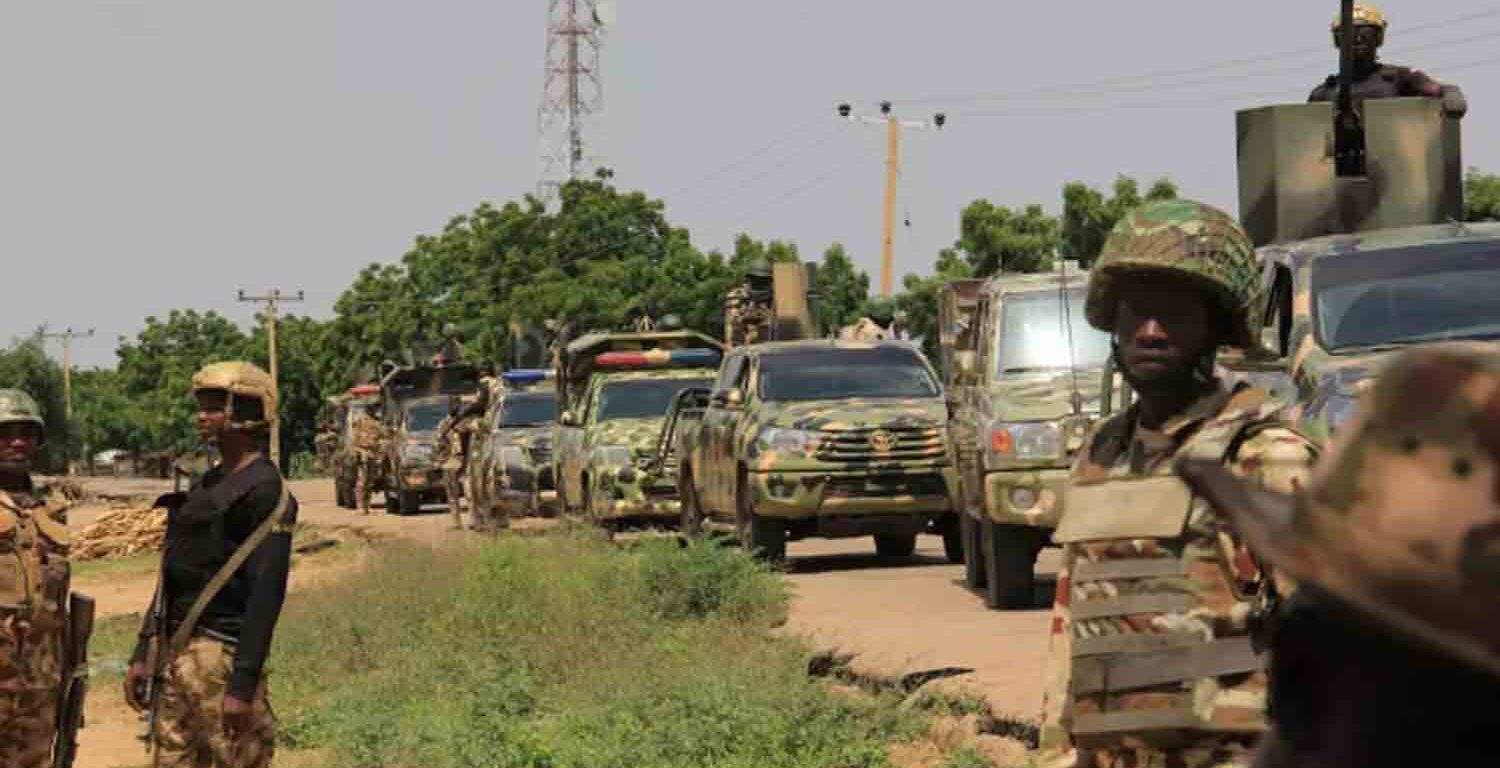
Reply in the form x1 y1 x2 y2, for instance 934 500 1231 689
824 473 947 499
530 444 553 467
815 425 947 464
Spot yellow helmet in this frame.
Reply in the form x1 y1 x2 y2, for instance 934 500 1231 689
191 361 277 429
1332 3 1387 31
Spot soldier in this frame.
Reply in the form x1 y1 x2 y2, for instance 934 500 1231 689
725 258 774 346
1309 3 1467 118
1037 200 1319 767
435 394 486 531
0 389 80 768
1178 346 1500 767
840 299 898 342
124 362 296 768
349 404 385 515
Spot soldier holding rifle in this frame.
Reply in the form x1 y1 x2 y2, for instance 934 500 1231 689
124 362 296 768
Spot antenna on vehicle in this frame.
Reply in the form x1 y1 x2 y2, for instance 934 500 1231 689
1057 257 1084 416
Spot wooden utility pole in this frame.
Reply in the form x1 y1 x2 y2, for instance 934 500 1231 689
237 288 304 468
838 101 945 297
42 326 95 475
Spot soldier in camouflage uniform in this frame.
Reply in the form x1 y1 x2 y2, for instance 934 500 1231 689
435 394 486 530
1179 346 1500 767
724 258 775 346
349 406 386 515
1037 200 1318 768
1309 3 1467 118
0 389 72 768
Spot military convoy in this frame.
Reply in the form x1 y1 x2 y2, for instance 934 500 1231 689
327 384 382 509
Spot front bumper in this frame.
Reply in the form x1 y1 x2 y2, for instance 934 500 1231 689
982 467 1068 529
592 465 680 521
396 466 442 492
747 467 958 521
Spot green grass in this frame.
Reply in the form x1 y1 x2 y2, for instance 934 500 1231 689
91 612 144 681
73 551 158 580
270 532 930 768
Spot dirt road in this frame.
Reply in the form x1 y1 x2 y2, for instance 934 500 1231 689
67 476 1055 766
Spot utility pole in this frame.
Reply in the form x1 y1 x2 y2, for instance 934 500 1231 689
536 0 612 205
237 288 304 469
42 326 95 476
838 102 946 298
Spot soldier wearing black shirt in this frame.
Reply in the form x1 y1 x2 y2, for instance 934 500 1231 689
125 362 294 768
1309 3 1467 118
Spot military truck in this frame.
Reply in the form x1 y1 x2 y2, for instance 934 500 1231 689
676 340 960 562
941 264 1116 608
1236 70 1491 441
470 369 560 519
379 362 482 515
328 384 382 509
553 331 724 529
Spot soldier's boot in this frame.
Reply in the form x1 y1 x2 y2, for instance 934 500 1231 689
356 464 371 515
445 473 464 530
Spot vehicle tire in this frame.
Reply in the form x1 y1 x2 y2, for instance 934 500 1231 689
940 518 964 564
874 533 918 558
982 520 1039 610
679 465 705 539
384 489 398 515
735 471 785 563
962 513 987 590
398 489 422 516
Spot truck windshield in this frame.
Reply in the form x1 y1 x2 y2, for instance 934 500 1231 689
1312 240 1500 351
997 289 1111 374
596 378 715 421
759 348 939 401
405 402 448 433
500 393 558 427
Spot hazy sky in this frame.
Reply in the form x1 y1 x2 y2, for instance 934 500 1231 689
4 1 1497 368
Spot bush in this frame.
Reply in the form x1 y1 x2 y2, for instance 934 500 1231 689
273 532 924 768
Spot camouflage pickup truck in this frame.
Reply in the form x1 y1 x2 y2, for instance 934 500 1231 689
941 267 1115 608
675 340 960 563
379 362 482 515
470 369 560 519
553 331 724 529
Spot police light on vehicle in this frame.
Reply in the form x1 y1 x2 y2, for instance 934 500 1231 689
593 349 722 367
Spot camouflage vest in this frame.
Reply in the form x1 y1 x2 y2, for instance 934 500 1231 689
1055 387 1279 751
0 486 70 692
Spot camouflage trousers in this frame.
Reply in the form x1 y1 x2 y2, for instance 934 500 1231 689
154 638 275 768
443 469 465 529
354 456 380 514
0 687 57 768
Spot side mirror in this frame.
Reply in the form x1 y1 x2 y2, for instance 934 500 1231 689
711 389 744 408
560 410 579 427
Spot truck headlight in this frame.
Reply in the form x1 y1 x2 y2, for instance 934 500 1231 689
756 427 823 458
988 422 1063 462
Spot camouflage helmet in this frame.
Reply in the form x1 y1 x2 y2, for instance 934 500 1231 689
191 361 277 429
746 258 773 280
1179 345 1500 679
1084 199 1261 349
1331 3 1387 31
656 314 684 331
0 389 45 439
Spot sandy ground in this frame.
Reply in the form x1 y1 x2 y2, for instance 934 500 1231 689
67 475 1055 766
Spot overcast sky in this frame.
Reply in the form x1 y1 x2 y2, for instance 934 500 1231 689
4 0 1497 369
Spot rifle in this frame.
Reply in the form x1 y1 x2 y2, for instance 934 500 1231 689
1333 0 1366 177
138 492 183 753
51 593 95 768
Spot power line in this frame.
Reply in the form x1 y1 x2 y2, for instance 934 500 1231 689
885 8 1500 107
679 123 850 213
726 145 884 227
660 115 826 199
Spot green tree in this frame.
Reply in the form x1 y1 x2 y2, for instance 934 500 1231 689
0 336 69 472
113 310 251 455
1465 167 1500 222
953 201 1058 277
1060 175 1178 266
894 248 975 362
814 243 870 335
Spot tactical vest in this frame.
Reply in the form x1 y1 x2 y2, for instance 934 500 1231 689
0 488 70 691
1054 394 1280 751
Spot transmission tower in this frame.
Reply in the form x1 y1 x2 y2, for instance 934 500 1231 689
536 0 611 204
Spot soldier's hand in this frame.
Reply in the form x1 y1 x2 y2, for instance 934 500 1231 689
124 662 150 711
222 693 254 739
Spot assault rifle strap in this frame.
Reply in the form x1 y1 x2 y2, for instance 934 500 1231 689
167 481 291 658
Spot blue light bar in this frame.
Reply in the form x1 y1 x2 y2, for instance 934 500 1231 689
503 369 554 385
